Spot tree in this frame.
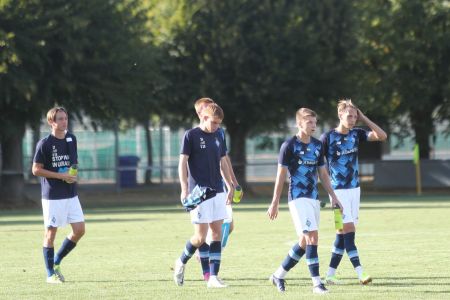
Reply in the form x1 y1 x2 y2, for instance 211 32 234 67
0 0 157 204
166 0 360 188
357 0 450 158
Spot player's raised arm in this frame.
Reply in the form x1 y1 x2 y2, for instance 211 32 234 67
357 109 387 141
267 165 287 220
178 154 189 201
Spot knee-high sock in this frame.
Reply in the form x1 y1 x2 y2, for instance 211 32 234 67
198 243 210 275
344 232 361 268
54 238 77 265
180 241 197 264
209 241 222 276
43 247 55 277
327 233 344 276
274 243 305 279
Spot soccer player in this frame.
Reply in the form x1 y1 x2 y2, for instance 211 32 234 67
193 98 242 282
174 103 234 288
267 108 342 294
321 99 387 285
32 107 85 284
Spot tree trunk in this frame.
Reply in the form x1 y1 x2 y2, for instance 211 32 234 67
226 126 248 191
143 119 153 184
0 126 26 206
410 109 433 159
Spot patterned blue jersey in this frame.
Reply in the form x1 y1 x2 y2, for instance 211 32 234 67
320 128 368 190
278 136 325 201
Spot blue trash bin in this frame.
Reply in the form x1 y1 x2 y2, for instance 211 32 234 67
119 155 140 187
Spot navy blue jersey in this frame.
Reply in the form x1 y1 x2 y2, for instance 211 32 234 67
180 127 226 193
278 136 325 201
33 133 78 200
217 127 228 153
320 128 368 189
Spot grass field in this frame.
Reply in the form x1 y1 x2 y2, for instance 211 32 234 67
1 195 450 299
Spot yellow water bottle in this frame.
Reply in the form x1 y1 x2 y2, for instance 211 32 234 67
233 185 242 203
68 164 78 178
334 204 343 230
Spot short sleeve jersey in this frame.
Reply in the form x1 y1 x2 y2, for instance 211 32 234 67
278 136 325 201
320 128 368 190
217 128 228 154
33 133 78 200
180 127 226 193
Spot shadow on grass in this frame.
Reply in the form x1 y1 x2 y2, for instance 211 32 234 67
0 218 158 227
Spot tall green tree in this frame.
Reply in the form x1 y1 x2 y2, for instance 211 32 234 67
357 0 450 158
0 0 156 204
166 0 360 187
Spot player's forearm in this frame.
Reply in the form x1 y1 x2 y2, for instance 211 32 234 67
178 158 188 193
225 155 238 187
32 166 63 180
362 116 387 141
271 167 286 204
318 168 337 200
220 157 234 192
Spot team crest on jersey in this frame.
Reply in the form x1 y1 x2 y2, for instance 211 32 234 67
300 151 304 155
215 137 220 148
306 219 311 227
200 137 206 149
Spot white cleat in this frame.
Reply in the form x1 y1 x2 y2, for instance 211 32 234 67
207 275 227 288
46 274 63 284
313 283 329 294
173 259 185 286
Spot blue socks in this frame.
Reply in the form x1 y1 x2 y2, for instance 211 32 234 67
344 232 361 268
282 243 306 271
54 238 77 265
209 241 221 276
180 241 197 264
306 245 320 277
198 243 210 276
329 233 345 269
43 247 55 277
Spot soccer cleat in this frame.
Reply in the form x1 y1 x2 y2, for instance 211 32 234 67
207 275 227 288
54 264 65 282
360 272 372 285
173 259 185 286
46 274 63 284
269 274 286 292
313 283 329 294
325 274 340 285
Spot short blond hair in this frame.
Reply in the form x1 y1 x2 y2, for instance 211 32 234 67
203 103 224 120
194 97 215 114
337 99 357 114
296 107 317 123
47 107 67 123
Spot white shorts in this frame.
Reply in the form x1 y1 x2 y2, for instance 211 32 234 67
288 197 320 236
330 187 360 225
42 196 85 228
190 192 228 224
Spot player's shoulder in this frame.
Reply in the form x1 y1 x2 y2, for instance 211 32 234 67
310 136 322 146
319 129 333 140
37 134 52 147
184 126 200 137
281 135 296 148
